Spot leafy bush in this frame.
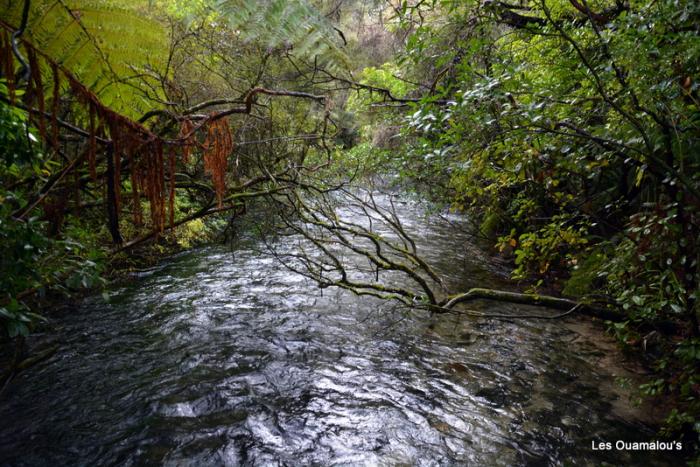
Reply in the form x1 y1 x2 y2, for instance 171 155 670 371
0 83 104 337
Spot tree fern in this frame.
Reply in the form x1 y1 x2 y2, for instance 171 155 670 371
1 0 169 119
214 0 350 74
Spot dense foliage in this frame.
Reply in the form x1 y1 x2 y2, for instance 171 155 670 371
347 0 700 451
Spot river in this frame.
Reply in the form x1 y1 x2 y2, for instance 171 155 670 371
0 194 680 465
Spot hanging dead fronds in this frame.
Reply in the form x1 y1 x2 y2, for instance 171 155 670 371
1 30 16 102
178 119 196 164
107 120 122 211
26 47 45 141
87 103 96 180
168 145 176 228
155 139 166 232
0 20 252 244
50 62 59 148
202 117 234 207
129 148 143 226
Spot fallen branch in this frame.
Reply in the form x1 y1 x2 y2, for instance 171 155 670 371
431 303 583 320
111 186 288 255
12 146 87 219
439 287 623 321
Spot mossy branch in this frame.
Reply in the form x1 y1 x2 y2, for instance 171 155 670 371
437 288 624 321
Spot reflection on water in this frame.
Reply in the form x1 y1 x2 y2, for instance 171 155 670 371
0 197 681 465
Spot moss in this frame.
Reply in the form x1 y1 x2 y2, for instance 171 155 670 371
479 209 502 240
562 251 607 298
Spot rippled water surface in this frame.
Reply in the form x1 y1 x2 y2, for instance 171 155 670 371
0 198 681 465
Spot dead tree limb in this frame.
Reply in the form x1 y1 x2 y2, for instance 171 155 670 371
266 184 633 324
437 288 623 321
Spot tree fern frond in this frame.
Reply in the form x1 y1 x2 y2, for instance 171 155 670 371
2 0 169 119
215 0 350 73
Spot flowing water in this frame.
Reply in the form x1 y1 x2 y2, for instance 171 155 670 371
0 196 681 466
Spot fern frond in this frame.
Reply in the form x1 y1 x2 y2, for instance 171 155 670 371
215 0 350 74
1 0 169 119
